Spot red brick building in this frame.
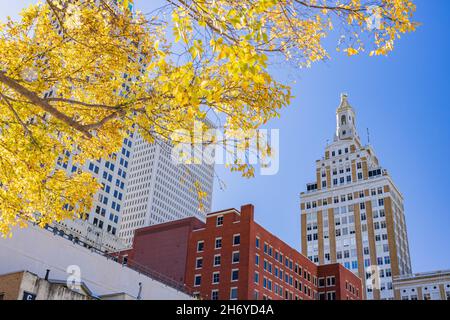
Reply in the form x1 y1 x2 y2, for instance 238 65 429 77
122 204 362 300
317 263 362 300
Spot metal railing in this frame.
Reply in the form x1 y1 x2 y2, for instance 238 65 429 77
104 252 193 295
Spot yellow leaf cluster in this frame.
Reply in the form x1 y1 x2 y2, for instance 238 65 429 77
0 0 416 235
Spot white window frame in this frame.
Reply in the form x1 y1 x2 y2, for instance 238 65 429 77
215 237 222 249
195 257 203 270
194 274 202 287
233 234 241 246
231 268 239 282
230 287 238 300
232 251 240 264
327 276 336 287
197 240 204 253
213 254 221 267
212 271 220 284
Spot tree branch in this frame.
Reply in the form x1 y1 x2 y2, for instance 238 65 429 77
45 97 124 110
0 71 93 138
0 93 33 138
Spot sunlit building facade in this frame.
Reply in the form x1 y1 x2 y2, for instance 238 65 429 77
300 94 412 299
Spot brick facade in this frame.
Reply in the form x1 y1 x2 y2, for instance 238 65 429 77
126 218 204 284
124 204 362 300
0 271 23 300
317 264 361 300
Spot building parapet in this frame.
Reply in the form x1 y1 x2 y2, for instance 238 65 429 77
393 270 450 282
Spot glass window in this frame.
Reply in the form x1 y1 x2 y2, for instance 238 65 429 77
196 258 203 269
212 272 220 284
327 276 336 287
214 255 221 266
232 251 240 264
233 234 241 246
194 275 201 286
215 237 222 249
230 288 238 300
231 269 239 281
318 278 325 287
254 272 259 284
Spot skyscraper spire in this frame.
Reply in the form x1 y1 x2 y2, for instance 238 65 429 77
335 93 358 142
338 93 352 111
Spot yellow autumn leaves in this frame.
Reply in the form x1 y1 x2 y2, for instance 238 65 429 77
0 0 416 236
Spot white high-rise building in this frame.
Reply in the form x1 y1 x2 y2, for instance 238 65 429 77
118 132 214 246
300 94 412 300
54 135 134 252
56 131 215 251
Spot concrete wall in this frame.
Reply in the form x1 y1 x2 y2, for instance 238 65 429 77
17 271 92 300
0 225 192 300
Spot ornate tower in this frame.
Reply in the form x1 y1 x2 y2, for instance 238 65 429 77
335 93 359 143
300 94 412 300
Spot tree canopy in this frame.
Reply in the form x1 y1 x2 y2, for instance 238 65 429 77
0 0 416 235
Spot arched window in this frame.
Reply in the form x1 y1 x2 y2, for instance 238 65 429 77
341 115 347 125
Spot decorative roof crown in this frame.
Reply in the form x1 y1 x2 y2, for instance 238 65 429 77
337 93 352 112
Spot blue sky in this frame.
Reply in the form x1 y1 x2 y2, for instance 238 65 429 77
1 0 449 273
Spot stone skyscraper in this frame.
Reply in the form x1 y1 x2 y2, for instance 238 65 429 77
300 94 412 299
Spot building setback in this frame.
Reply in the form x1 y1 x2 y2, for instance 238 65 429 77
300 94 412 300
121 204 362 300
393 270 450 300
